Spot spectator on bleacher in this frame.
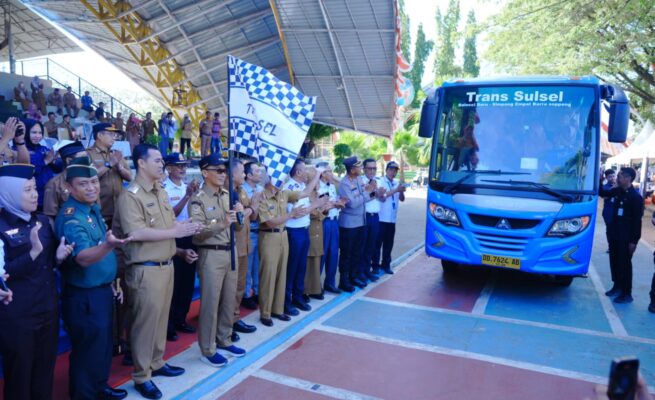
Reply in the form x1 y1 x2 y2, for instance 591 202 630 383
43 141 88 220
159 112 175 156
127 112 142 153
81 90 94 113
180 114 193 156
199 111 212 157
64 86 79 118
23 118 60 210
44 112 59 139
59 114 75 141
114 112 125 133
25 102 39 120
0 163 73 400
141 111 156 143
30 75 40 94
13 81 30 110
87 123 132 227
54 157 129 400
32 83 47 115
95 102 106 122
0 117 30 164
212 112 222 154
105 112 113 123
47 88 64 115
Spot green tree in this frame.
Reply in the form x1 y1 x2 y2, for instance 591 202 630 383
407 23 434 107
332 143 352 175
305 123 335 157
392 130 419 182
336 131 371 159
462 10 479 77
434 0 461 83
398 0 412 62
485 0 655 120
369 137 390 175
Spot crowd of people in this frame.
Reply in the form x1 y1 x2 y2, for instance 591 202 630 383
0 116 407 400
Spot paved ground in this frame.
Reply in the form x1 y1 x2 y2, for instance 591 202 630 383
108 188 655 399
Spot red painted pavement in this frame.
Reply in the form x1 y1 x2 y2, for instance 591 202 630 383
220 376 333 400
0 300 256 399
366 253 488 312
263 330 596 400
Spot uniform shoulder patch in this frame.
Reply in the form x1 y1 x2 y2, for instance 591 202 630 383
64 207 75 216
128 184 139 194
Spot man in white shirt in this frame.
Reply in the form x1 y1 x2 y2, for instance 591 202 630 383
373 161 406 275
360 159 386 280
162 153 200 340
316 162 344 293
283 159 323 315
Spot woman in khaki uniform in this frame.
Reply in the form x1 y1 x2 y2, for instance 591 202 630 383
305 167 327 299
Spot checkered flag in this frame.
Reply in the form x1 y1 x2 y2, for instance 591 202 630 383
228 55 317 187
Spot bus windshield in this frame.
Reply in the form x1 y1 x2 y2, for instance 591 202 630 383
431 85 598 193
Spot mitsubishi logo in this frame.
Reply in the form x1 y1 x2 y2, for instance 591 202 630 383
496 218 512 230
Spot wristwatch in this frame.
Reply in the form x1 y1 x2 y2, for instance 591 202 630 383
105 162 112 169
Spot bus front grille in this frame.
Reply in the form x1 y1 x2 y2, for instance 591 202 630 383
474 232 528 253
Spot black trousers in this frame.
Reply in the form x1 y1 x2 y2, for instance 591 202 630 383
339 226 364 284
373 222 396 269
360 213 379 276
180 138 191 155
168 236 197 330
62 284 113 400
608 238 633 295
0 311 58 400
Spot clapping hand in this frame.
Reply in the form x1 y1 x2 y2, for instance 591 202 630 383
109 150 124 167
186 179 200 197
2 117 18 142
106 230 131 247
44 149 56 165
173 220 203 238
29 221 44 260
291 206 308 218
0 274 12 305
56 237 75 264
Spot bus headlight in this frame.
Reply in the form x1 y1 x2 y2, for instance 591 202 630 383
547 216 590 237
429 203 460 226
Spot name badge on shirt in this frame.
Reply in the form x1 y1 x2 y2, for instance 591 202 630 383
4 228 18 236
617 208 624 217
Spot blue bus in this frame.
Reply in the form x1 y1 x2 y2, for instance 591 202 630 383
417 76 630 285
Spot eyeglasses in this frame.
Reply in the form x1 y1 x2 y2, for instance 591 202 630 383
206 168 227 174
364 167 377 170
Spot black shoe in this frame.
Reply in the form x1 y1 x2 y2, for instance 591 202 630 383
231 331 240 342
175 322 196 334
605 286 621 297
260 318 274 327
253 294 259 304
134 381 162 400
365 272 379 282
166 331 178 341
233 320 257 333
98 386 128 400
292 300 312 312
122 351 134 366
324 285 342 294
302 294 311 303
614 294 634 304
272 313 291 321
284 307 299 316
309 293 324 300
371 267 381 275
338 283 355 293
649 303 655 313
152 363 185 377
352 278 367 288
241 296 258 310
382 267 394 275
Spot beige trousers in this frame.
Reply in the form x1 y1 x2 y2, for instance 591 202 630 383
258 231 288 319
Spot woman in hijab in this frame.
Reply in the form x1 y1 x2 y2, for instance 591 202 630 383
0 164 74 400
22 118 60 210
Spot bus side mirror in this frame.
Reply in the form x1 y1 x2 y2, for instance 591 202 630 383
602 85 629 143
418 91 438 138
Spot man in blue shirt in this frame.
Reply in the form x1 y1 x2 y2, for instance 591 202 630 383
55 157 131 400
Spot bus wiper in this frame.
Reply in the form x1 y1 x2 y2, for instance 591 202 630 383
444 170 529 194
480 179 575 203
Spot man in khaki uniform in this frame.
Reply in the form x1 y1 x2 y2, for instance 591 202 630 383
117 143 202 399
43 142 88 219
88 123 132 227
230 159 257 342
189 154 246 367
257 167 324 327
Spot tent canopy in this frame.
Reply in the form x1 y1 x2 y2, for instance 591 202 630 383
606 120 655 165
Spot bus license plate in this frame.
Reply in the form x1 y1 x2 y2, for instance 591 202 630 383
481 254 521 269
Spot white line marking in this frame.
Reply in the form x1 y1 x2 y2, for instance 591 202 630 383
316 325 607 385
358 296 655 346
587 261 629 337
471 274 496 315
200 245 424 400
253 369 383 400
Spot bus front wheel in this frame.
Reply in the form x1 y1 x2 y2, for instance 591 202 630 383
441 260 458 274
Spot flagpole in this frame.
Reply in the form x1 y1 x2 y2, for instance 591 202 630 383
227 56 236 272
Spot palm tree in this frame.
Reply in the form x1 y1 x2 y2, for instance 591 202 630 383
392 129 418 182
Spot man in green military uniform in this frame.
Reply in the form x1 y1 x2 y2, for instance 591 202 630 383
189 153 246 367
55 157 129 400
117 144 202 400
